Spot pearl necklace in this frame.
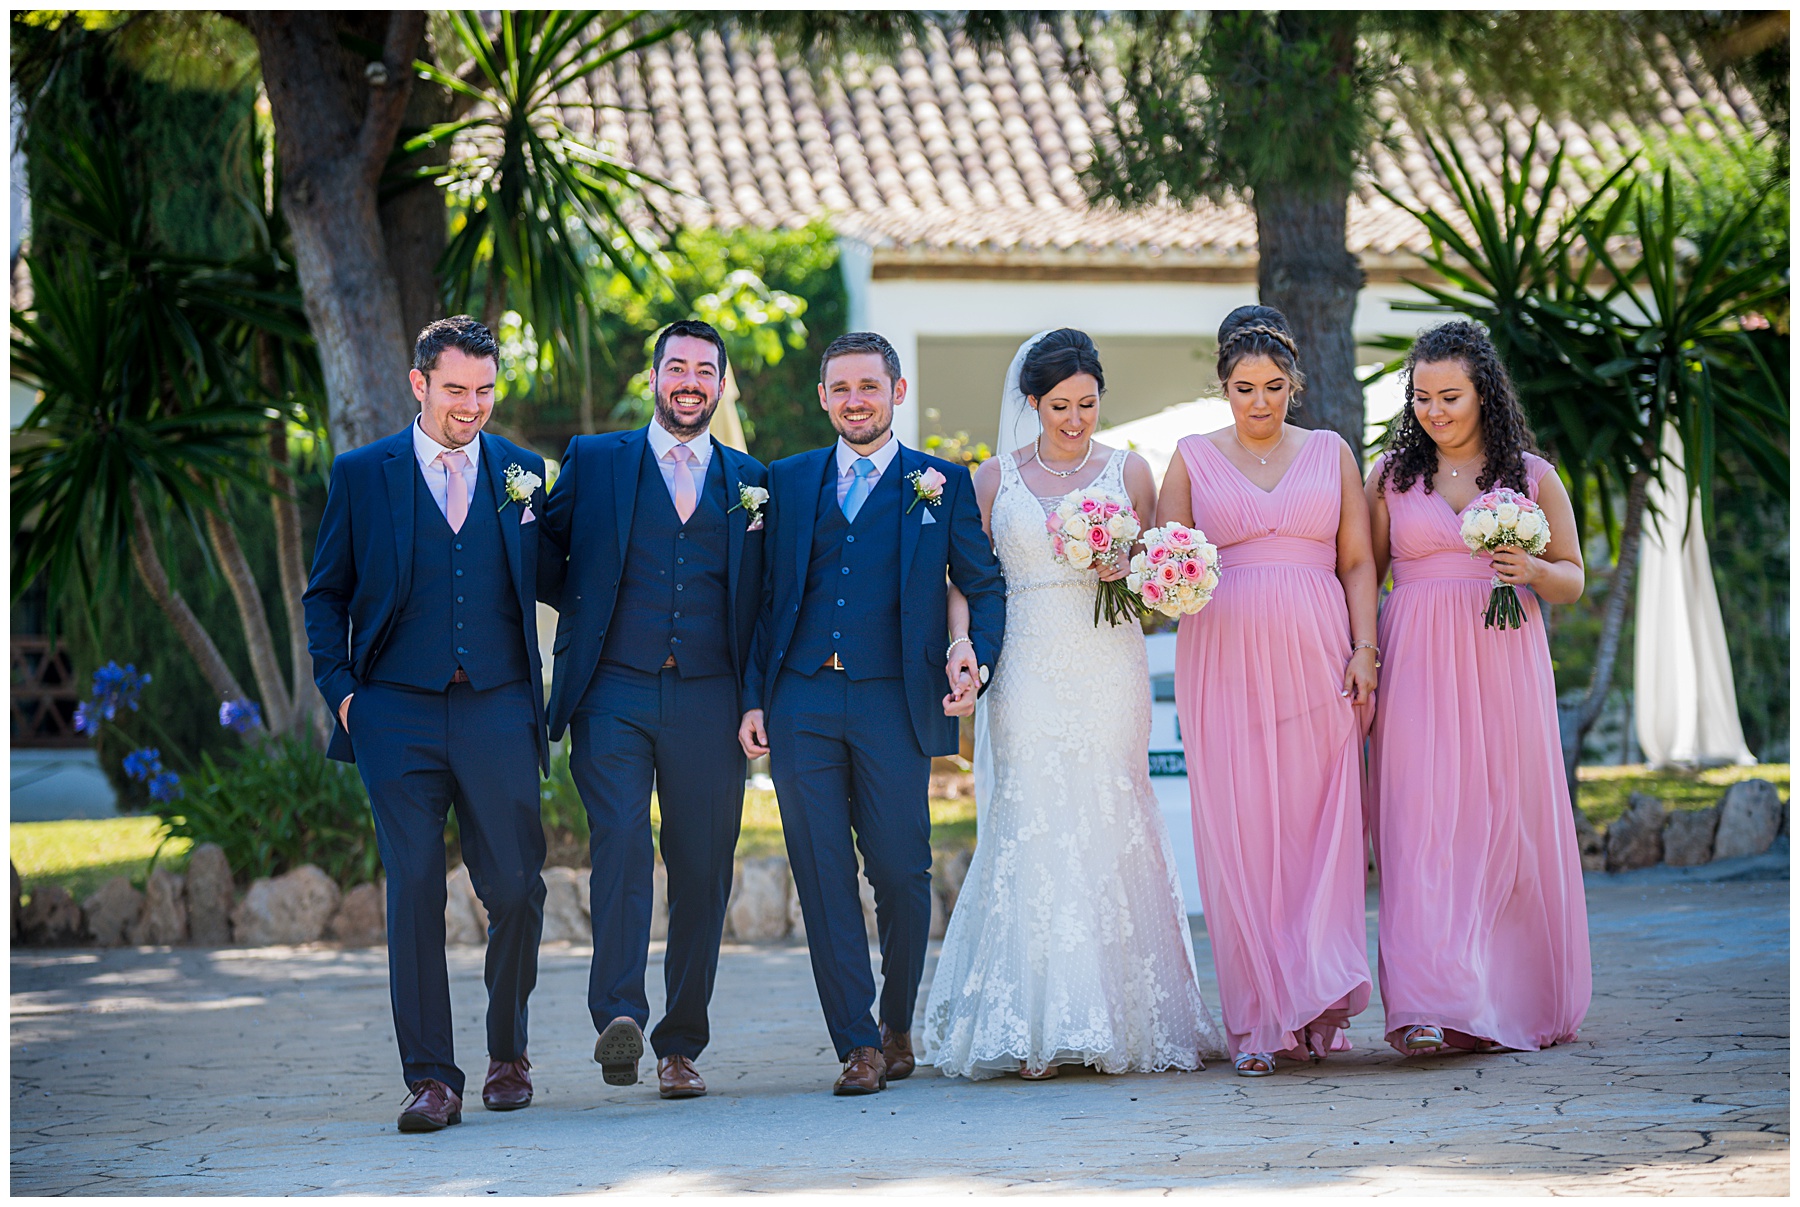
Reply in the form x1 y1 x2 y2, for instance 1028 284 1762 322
1033 436 1094 478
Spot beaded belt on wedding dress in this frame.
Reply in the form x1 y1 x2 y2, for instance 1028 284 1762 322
1006 579 1088 598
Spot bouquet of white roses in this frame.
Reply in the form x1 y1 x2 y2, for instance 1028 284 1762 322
1046 488 1143 627
1127 524 1222 618
1459 487 1551 630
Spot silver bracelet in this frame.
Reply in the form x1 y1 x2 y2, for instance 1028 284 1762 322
946 636 973 659
1351 640 1381 668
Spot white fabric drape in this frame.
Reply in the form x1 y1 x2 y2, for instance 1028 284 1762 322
1632 429 1754 768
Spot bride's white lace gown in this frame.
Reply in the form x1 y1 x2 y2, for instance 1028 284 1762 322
919 449 1225 1078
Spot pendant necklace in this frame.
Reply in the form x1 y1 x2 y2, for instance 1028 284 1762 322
1442 451 1483 478
1034 435 1094 478
1233 427 1283 466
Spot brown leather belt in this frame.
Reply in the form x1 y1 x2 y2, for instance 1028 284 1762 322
450 668 470 685
821 653 845 671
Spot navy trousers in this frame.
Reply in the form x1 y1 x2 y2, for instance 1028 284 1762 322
351 678 546 1095
768 670 933 1059
570 664 744 1059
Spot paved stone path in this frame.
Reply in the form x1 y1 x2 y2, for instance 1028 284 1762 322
11 876 1788 1195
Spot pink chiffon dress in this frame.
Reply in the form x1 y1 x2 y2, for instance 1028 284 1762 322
1367 452 1591 1051
1173 429 1371 1058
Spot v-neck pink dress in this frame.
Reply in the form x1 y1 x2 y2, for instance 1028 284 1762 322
1173 429 1371 1058
1368 453 1591 1051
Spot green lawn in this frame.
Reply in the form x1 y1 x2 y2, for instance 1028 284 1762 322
1576 764 1789 827
14 796 981 899
11 817 192 903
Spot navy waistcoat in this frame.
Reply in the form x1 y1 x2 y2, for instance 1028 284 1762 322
788 453 903 679
367 461 528 691
599 442 733 678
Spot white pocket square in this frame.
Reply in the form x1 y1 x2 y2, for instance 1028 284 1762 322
920 510 937 525
520 506 536 524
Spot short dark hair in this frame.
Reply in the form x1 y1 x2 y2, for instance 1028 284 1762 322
820 331 902 385
1019 328 1105 400
652 319 728 378
414 315 499 375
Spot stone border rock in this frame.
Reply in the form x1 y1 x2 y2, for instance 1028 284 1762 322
13 779 1784 949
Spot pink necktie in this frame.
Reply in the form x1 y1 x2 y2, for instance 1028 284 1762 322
438 450 470 533
669 444 697 523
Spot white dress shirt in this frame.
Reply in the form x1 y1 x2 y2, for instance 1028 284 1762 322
412 418 480 522
646 419 714 507
834 434 901 507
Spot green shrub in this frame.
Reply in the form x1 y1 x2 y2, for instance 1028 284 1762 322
158 733 380 888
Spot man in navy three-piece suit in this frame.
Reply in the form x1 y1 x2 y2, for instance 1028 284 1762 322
303 316 550 1133
739 331 1007 1095
536 320 767 1101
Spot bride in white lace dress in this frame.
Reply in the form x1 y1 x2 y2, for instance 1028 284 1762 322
919 329 1225 1079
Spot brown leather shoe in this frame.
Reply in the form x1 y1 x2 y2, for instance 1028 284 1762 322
594 1016 645 1086
482 1055 532 1111
657 1054 707 1099
880 1024 915 1081
833 1046 887 1096
397 1079 463 1132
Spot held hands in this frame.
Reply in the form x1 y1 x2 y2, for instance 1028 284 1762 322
943 640 980 717
738 709 769 758
1489 545 1541 587
1341 648 1378 707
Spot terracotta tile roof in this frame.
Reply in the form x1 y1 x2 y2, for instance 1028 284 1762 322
514 22 1764 266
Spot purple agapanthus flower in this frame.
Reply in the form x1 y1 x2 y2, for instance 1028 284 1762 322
146 771 183 803
121 747 163 782
89 662 151 721
73 702 100 735
219 699 263 734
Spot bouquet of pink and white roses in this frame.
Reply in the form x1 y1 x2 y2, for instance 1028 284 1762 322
1127 524 1222 618
1459 487 1551 630
1046 488 1143 627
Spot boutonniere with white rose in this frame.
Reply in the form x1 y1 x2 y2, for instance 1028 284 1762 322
905 467 947 515
729 483 769 531
499 462 543 520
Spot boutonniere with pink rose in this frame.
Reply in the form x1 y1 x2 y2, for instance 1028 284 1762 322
905 467 946 515
729 483 769 531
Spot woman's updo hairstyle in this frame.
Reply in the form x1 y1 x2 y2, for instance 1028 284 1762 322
1216 304 1304 396
1378 320 1536 496
1019 328 1105 402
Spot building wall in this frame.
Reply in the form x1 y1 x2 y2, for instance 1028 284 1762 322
842 248 1446 447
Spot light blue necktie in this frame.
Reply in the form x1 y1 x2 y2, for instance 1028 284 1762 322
842 456 876 522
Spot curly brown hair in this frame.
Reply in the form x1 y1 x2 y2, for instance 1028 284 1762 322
1378 321 1538 496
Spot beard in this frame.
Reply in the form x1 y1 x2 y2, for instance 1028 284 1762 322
830 407 893 447
654 382 720 439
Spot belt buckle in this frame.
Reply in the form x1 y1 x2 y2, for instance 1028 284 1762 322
825 653 845 671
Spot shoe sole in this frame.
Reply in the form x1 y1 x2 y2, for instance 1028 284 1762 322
482 1097 532 1111
832 1078 886 1096
398 1109 462 1132
594 1019 644 1086
659 1085 707 1100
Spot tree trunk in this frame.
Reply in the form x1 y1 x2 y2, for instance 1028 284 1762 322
1561 466 1652 796
381 29 453 344
127 485 254 717
1254 178 1368 462
269 418 325 742
246 11 425 454
201 494 294 735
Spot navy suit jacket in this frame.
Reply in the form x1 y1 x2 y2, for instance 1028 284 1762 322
536 426 769 741
302 426 551 770
745 443 1006 758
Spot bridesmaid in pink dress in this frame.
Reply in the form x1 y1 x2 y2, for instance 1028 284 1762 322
1160 306 1379 1076
1365 321 1591 1055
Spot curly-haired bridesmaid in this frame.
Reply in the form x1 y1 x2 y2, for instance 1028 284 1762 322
1365 320 1592 1055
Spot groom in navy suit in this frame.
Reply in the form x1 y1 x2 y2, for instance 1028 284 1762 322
303 316 550 1132
739 331 1006 1094
537 320 767 1100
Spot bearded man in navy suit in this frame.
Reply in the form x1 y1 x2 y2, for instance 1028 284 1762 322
537 320 767 1100
738 331 1006 1095
303 316 550 1133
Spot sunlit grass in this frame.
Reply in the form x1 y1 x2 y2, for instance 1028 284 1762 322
11 816 190 903
1577 764 1789 827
